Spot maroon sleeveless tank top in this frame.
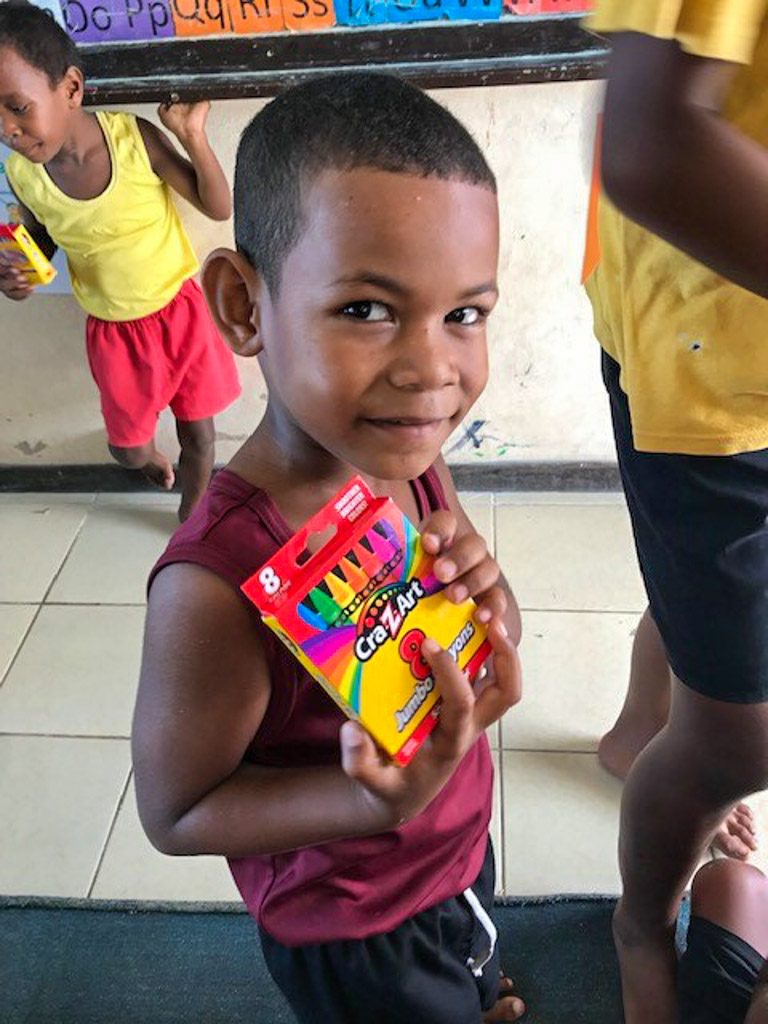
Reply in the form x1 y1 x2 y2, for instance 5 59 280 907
149 467 493 946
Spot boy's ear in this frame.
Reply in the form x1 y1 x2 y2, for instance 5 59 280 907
201 249 264 358
64 67 84 108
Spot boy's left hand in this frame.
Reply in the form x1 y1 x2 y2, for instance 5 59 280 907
421 511 506 626
157 100 211 144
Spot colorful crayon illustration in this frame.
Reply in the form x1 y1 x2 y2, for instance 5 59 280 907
242 476 491 765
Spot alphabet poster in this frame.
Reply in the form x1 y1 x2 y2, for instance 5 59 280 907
22 0 593 40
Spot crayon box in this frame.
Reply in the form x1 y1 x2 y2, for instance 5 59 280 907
242 476 492 766
0 223 57 286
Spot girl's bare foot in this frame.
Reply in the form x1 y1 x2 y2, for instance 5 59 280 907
141 452 175 491
483 975 526 1022
713 803 757 860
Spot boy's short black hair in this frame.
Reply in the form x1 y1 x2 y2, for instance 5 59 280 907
234 72 497 294
0 1 83 87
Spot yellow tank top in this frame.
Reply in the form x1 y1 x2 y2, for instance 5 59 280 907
585 1 768 456
6 111 199 321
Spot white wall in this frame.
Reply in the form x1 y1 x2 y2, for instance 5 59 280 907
0 79 613 468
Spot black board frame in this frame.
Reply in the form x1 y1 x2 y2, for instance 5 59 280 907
81 14 608 103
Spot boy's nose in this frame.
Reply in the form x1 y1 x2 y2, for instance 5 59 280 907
389 325 458 391
0 115 20 142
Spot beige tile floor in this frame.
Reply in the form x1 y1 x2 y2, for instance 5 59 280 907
2 489 765 903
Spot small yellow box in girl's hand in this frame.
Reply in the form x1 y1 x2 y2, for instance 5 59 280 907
242 476 491 766
0 223 56 286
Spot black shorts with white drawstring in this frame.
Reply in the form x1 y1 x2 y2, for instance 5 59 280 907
259 838 500 1024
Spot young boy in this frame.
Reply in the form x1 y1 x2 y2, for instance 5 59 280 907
583 2 768 1022
0 3 240 519
132 73 525 1024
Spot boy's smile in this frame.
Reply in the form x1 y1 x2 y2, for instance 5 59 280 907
252 167 499 483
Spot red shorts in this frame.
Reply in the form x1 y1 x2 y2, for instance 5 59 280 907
85 278 241 449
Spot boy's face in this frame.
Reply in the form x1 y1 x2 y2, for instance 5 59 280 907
0 47 79 163
256 167 499 482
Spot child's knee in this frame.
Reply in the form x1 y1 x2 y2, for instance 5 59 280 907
692 859 762 910
109 442 153 469
690 859 768 948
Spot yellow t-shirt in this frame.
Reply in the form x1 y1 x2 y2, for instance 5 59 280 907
7 111 199 321
585 0 768 455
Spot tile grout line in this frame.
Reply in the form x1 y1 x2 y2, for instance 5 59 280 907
499 747 608 756
1 508 92 689
39 507 92 607
41 496 175 606
0 731 131 740
497 744 506 896
0 604 44 691
489 491 497 564
0 496 98 509
518 606 645 616
2 601 148 608
493 500 628 507
491 494 505 894
493 495 505 770
86 764 133 900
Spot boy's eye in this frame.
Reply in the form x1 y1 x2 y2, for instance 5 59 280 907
446 306 484 326
8 104 29 115
339 300 390 322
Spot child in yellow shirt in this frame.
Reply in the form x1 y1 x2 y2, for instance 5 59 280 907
0 4 240 519
585 1 768 1022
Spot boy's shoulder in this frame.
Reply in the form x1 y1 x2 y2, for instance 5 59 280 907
151 468 288 595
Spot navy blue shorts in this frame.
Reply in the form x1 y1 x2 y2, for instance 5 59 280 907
678 916 764 1023
604 351 768 704
259 838 500 1024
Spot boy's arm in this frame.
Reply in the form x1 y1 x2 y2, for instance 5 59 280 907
600 33 768 298
432 455 522 646
133 561 520 858
133 563 380 857
0 187 56 301
137 102 232 222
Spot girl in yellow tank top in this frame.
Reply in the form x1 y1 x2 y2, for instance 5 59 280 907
0 4 240 520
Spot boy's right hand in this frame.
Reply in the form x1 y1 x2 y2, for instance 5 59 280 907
0 258 33 301
340 618 520 830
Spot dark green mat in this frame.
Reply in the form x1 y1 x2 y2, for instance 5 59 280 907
2 895 627 1023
